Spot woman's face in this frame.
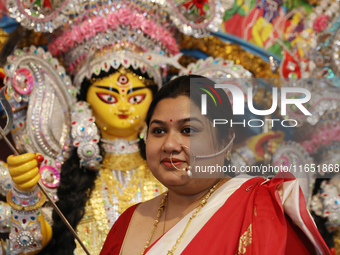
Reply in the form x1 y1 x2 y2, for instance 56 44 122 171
86 70 153 139
146 95 225 194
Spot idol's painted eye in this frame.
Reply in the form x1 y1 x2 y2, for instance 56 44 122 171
128 94 146 104
96 93 118 104
118 75 129 85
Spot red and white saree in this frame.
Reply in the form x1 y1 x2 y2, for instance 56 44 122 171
101 174 330 255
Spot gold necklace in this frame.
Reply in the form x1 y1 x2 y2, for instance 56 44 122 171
167 180 222 255
140 192 168 255
140 180 222 255
163 196 168 235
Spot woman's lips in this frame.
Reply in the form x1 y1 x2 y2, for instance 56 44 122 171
161 158 185 168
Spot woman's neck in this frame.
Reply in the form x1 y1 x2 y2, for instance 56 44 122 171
166 179 228 216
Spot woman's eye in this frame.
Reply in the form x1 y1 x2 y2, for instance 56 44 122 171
182 127 196 134
96 93 117 104
151 128 165 134
128 94 146 104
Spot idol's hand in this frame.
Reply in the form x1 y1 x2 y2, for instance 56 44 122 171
247 131 284 162
7 153 43 191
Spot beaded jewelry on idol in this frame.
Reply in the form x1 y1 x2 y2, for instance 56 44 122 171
6 186 47 253
7 0 228 37
3 46 77 201
71 101 102 170
180 57 253 79
311 179 340 232
0 201 11 233
0 161 12 196
179 57 253 106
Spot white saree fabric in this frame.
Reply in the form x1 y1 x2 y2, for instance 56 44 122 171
281 179 324 255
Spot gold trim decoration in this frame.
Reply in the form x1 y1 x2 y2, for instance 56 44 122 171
237 224 252 255
102 152 145 172
76 179 109 255
17 30 47 48
101 164 145 214
0 29 8 51
6 191 46 211
180 35 280 79
76 153 164 254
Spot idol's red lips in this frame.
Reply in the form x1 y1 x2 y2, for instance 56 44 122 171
118 114 129 119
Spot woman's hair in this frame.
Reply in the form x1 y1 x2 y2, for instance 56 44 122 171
42 66 158 255
141 75 234 164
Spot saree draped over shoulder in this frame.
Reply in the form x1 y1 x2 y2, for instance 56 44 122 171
100 174 330 255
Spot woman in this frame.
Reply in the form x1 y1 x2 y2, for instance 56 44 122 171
100 75 330 255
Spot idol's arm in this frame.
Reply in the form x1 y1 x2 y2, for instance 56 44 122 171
6 153 52 255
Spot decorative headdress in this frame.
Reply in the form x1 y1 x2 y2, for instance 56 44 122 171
7 0 230 35
7 0 230 89
279 4 340 86
4 0 231 172
179 56 253 104
283 78 340 129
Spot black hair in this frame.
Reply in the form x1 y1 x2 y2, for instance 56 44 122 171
40 149 97 255
41 66 158 255
140 75 234 168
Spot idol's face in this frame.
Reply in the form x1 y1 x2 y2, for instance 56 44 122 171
86 70 153 139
